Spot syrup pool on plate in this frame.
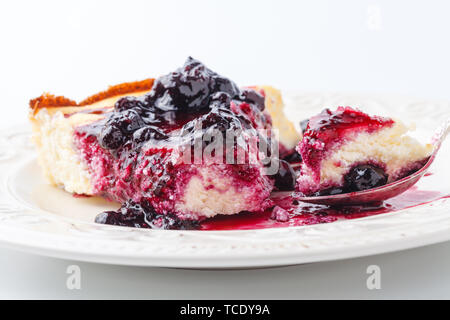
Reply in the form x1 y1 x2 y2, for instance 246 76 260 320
200 185 449 231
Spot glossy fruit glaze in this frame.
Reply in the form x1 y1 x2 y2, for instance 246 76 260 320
73 57 295 228
78 57 271 150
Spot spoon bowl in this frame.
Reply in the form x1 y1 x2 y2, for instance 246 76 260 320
296 117 450 206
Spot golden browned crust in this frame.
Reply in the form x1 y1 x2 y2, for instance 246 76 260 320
79 78 154 106
29 78 155 114
29 94 78 112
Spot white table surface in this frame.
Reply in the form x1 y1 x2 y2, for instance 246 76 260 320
1 0 450 299
1 241 450 299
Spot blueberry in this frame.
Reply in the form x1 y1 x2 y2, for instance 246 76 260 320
203 111 236 131
114 96 146 113
183 108 239 134
283 151 302 163
273 160 296 191
147 57 213 112
95 200 199 230
95 201 147 228
94 211 112 224
108 110 145 134
133 126 168 144
344 164 388 192
99 124 125 149
211 76 240 98
210 92 231 106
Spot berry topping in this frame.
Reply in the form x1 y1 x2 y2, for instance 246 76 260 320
111 110 145 134
305 107 393 136
75 57 278 230
114 96 146 113
83 57 268 152
98 124 126 150
146 57 240 113
132 126 168 145
95 200 199 230
272 160 296 191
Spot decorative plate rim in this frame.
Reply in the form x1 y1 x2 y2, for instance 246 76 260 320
0 92 449 268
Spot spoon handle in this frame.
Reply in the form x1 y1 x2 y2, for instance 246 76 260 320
431 116 450 154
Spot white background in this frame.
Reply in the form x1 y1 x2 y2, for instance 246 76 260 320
1 0 450 299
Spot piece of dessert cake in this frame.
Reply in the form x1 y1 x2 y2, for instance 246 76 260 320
29 57 300 228
253 85 300 158
296 107 433 196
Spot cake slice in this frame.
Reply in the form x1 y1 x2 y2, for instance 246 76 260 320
296 107 433 196
29 57 300 228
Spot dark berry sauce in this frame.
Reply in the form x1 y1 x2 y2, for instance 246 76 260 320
282 151 302 163
95 200 199 230
201 186 448 231
96 186 448 230
305 107 393 139
91 161 446 230
78 57 269 151
272 160 296 191
79 57 291 229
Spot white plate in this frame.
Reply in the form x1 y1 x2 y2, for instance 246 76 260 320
0 92 449 269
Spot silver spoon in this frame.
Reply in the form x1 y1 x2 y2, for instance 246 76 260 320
296 117 450 206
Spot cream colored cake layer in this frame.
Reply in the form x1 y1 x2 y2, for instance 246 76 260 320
175 165 269 219
257 86 302 150
30 109 96 195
